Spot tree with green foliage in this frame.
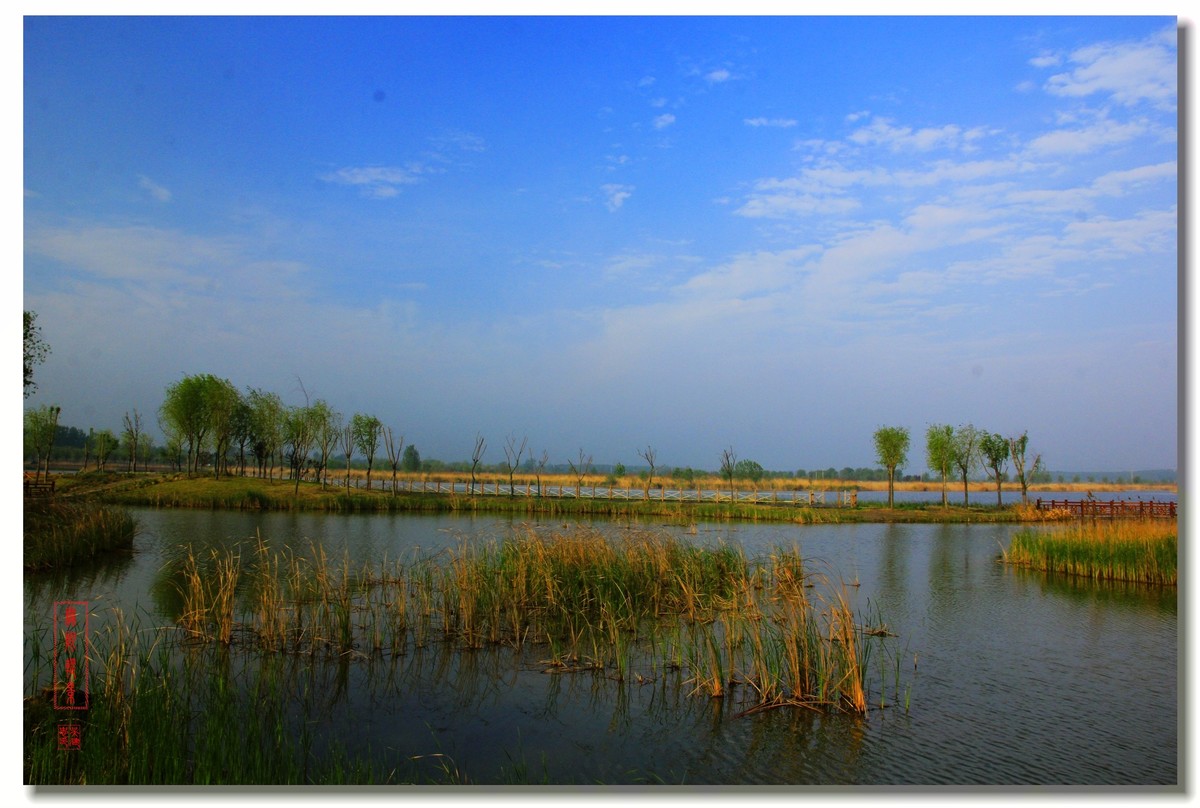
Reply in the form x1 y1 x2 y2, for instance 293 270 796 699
24 311 49 399
734 459 765 484
1008 432 1043 505
283 402 320 495
873 425 910 509
351 413 382 490
979 431 1010 507
94 428 118 471
925 424 955 507
401 444 421 472
313 403 342 488
951 424 981 506
160 375 211 474
204 376 242 478
24 405 60 481
246 388 284 479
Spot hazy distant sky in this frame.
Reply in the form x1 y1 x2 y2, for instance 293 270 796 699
22 14 1179 473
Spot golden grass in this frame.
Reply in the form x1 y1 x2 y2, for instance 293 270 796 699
1002 518 1177 586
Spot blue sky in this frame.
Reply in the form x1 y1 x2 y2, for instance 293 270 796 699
21 14 1179 473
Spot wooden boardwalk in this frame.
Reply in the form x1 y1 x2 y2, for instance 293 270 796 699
1035 498 1176 519
354 478 859 507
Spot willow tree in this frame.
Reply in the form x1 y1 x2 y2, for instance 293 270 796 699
873 425 910 509
979 431 1010 507
351 413 382 490
952 424 981 506
24 310 49 399
160 374 212 474
925 423 955 507
1008 432 1043 505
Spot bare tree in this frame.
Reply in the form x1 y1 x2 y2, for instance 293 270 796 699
533 449 549 497
383 426 405 496
566 448 592 496
470 432 487 493
637 445 658 500
502 433 528 496
340 422 355 490
122 409 143 473
720 446 738 501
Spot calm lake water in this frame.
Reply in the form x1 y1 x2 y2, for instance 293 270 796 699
23 505 1178 786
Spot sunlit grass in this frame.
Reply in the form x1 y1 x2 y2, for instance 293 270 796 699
1002 518 1177 586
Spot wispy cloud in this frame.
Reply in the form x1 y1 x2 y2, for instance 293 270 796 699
745 117 798 128
705 68 731 83
1042 27 1176 108
320 164 431 198
847 117 973 152
137 175 172 203
601 183 634 211
653 113 676 130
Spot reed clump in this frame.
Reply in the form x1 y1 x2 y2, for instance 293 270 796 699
161 526 888 716
24 498 137 571
1002 518 1177 586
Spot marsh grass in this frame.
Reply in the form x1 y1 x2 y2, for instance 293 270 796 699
23 609 477 785
1002 518 1177 585
24 499 136 571
155 525 888 717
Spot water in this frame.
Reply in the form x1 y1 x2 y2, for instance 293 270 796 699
23 508 1178 786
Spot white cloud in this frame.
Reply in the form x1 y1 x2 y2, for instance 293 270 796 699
847 117 968 152
1025 116 1147 156
137 175 172 203
320 164 429 198
601 183 634 211
1029 53 1062 68
638 75 655 87
705 68 731 83
745 117 798 128
653 113 676 130
1044 28 1176 108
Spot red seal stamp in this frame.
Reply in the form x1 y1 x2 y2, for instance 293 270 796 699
53 601 89 711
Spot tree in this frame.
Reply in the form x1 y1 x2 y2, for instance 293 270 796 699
637 445 657 499
247 388 284 480
720 446 738 501
230 397 254 477
351 414 382 490
283 391 322 495
94 428 118 471
160 374 212 474
873 426 910 509
979 431 1009 507
566 448 591 494
734 459 765 484
951 424 981 506
340 422 355 489
470 433 488 493
122 409 144 472
502 433 528 496
24 311 49 399
1008 432 1043 505
532 449 549 497
382 425 405 496
401 444 421 472
925 424 955 507
204 376 242 479
313 403 342 488
24 405 60 482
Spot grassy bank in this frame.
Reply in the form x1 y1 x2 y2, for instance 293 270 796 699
79 472 1048 524
23 497 137 572
1001 519 1177 586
